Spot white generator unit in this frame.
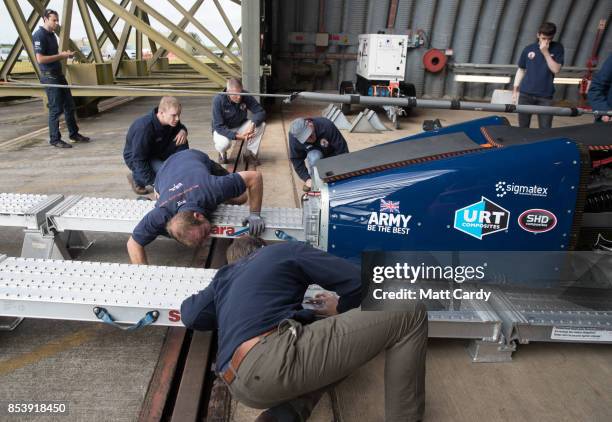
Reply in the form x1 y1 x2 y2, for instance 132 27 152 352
356 34 408 81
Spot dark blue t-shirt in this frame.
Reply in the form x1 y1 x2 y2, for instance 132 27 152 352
517 41 564 98
180 242 363 372
124 108 189 187
288 117 349 181
32 26 61 73
132 150 246 246
587 54 612 113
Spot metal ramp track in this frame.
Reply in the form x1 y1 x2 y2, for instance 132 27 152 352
491 287 612 344
0 254 214 327
46 195 304 241
0 193 63 229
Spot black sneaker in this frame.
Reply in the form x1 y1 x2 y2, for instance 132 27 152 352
50 140 73 148
69 133 90 143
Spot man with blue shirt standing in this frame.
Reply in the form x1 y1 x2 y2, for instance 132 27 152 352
288 117 349 192
33 9 90 149
181 237 427 422
512 22 564 129
212 78 266 165
123 96 189 195
588 54 612 123
126 149 264 265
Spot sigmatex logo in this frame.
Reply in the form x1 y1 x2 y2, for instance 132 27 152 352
454 197 510 240
366 199 412 235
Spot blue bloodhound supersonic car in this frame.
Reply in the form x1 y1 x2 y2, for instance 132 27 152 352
300 116 612 263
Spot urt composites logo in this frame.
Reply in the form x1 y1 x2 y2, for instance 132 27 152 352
454 197 510 240
518 209 557 233
495 181 549 198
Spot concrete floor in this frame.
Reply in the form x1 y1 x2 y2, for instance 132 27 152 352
0 96 610 421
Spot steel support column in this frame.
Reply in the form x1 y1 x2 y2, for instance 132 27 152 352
213 0 242 50
112 3 137 75
0 0 50 79
3 0 40 78
166 0 241 65
76 0 103 63
97 0 227 85
241 0 260 91
140 12 157 55
128 0 239 78
86 0 130 62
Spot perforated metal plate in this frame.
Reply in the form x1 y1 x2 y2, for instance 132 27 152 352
0 193 63 229
0 255 213 326
47 196 304 241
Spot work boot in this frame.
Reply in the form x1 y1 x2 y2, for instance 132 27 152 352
218 152 228 164
50 140 72 148
69 133 91 143
127 173 148 195
254 404 300 422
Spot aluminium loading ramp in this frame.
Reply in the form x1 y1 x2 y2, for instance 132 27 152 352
0 193 304 259
0 193 63 230
0 255 502 342
45 195 304 241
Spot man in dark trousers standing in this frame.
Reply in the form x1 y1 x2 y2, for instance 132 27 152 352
512 22 564 128
124 96 189 195
288 117 349 192
127 149 265 265
212 78 266 165
33 9 90 149
181 237 427 422
588 53 612 123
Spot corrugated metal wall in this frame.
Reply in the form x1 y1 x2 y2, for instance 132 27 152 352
271 0 612 102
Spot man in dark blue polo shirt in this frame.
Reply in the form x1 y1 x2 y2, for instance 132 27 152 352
33 9 90 149
512 22 564 129
588 53 612 123
181 238 427 422
126 149 265 264
212 78 266 164
124 96 189 195
288 117 349 192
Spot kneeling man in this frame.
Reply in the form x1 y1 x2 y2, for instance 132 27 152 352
127 149 265 264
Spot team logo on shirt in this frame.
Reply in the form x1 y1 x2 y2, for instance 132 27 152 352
320 138 329 148
528 51 536 60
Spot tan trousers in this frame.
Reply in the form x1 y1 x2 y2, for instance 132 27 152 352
227 305 428 421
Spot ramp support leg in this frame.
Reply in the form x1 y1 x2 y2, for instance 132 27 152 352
467 338 516 363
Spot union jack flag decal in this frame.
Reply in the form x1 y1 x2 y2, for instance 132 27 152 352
380 199 400 213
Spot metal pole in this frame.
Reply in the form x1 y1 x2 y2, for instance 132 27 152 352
86 0 130 62
111 3 136 75
290 92 607 117
241 0 259 92
135 7 143 61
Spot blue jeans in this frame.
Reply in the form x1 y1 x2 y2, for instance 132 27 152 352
306 149 323 179
40 74 79 143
